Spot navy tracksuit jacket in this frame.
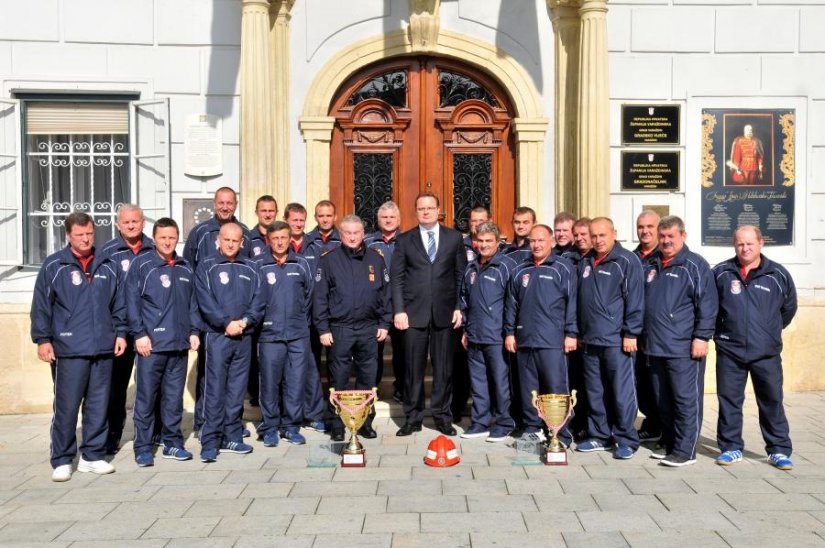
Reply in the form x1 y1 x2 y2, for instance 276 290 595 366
577 242 644 448
248 227 269 260
253 250 314 432
126 251 199 453
505 254 578 435
195 254 262 450
459 251 518 430
365 231 398 271
643 245 718 459
31 246 126 467
184 216 252 268
713 254 798 456
631 244 661 435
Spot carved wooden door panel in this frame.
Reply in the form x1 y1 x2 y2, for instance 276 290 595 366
329 57 515 237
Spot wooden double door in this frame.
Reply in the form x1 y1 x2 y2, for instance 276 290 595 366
328 57 516 237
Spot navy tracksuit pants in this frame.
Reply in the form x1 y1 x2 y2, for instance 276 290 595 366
133 350 188 455
567 348 589 435
200 333 252 451
304 326 326 423
649 356 705 459
635 349 661 435
327 325 377 432
51 356 113 468
467 343 515 431
106 341 135 441
517 347 571 444
581 344 640 449
716 351 792 456
258 337 309 434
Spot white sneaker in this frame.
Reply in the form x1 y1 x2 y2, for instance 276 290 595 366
51 464 72 482
77 458 115 475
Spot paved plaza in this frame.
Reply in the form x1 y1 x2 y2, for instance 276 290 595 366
0 392 824 547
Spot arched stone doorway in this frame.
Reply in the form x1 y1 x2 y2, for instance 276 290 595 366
327 56 516 237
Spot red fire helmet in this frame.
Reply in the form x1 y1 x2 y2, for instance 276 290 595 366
424 435 461 467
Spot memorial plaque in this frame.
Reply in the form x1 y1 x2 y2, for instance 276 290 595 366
622 104 680 145
700 108 795 246
621 151 680 191
184 113 223 177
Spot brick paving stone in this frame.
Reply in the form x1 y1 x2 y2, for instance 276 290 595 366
685 478 783 494
183 498 253 517
559 479 631 495
622 478 693 495
377 479 442 496
523 465 591 480
622 530 728 547
108 500 194 520
592 493 667 512
142 516 221 539
56 517 157 541
3 501 117 522
313 532 393 547
147 483 245 501
522 511 585 533
72 541 168 547
505 478 563 495
767 477 825 494
655 493 732 512
238 482 293 498
390 532 471 548
270 467 336 482
420 511 526 533
533 493 598 512
317 495 388 514
233 535 313 547
442 478 508 496
466 494 538 513
576 510 660 532
647 509 737 531
386 494 466 513
363 512 420 533
334 466 412 481
290 479 378 497
410 466 473 480
166 538 238 548
720 530 825 547
584 465 655 479
720 509 825 532
287 513 364 535
245 496 319 515
470 465 528 480
146 470 229 486
720 493 825 512
211 514 293 536
0 520 74 542
470 531 565 547
56 486 161 504
4 488 75 505
561 531 629 547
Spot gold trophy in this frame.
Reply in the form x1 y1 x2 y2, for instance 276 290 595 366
531 390 577 466
329 388 378 467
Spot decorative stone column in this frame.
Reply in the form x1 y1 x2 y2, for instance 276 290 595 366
409 0 441 51
240 0 275 219
298 116 336 210
576 0 610 218
513 118 550 224
547 0 581 216
269 0 295 207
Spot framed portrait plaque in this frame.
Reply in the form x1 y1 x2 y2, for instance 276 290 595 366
700 108 795 246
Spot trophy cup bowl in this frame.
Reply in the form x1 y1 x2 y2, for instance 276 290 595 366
329 387 378 467
531 390 577 466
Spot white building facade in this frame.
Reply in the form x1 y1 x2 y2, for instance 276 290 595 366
0 0 823 412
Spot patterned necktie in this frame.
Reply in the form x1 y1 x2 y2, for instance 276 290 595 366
427 231 436 263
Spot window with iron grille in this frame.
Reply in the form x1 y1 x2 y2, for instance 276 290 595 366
20 99 133 264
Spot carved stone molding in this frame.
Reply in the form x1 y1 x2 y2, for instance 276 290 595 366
409 0 441 52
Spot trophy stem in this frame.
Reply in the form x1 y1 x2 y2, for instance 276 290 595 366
345 431 363 454
547 432 563 452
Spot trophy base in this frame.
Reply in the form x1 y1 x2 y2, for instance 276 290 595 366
542 449 568 466
341 449 367 468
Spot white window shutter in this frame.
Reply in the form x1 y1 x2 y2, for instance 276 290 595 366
130 99 171 232
0 99 22 266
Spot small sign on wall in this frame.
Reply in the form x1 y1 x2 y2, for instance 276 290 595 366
621 151 680 191
184 114 223 177
622 104 680 145
182 199 215 240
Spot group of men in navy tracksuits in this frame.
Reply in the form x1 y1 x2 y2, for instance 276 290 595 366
31 185 799 479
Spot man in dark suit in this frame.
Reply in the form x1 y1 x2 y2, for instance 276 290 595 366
392 192 468 436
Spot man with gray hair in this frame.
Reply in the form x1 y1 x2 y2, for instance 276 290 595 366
99 204 156 455
459 222 518 442
314 214 392 442
642 216 717 467
365 201 405 402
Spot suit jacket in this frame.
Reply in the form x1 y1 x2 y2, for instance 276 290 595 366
391 224 467 329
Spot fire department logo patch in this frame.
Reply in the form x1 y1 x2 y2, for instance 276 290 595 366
470 272 477 285
315 269 322 282
267 272 276 285
583 265 592 278
730 280 742 295
466 249 475 262
647 270 656 283
70 271 83 286
522 273 530 287
214 236 220 250
219 272 230 285
160 274 171 288
253 246 263 256
121 259 131 272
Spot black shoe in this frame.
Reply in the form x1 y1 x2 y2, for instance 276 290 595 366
435 423 457 436
330 430 345 442
249 398 259 407
105 434 121 456
358 426 378 439
396 423 422 436
392 391 404 404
